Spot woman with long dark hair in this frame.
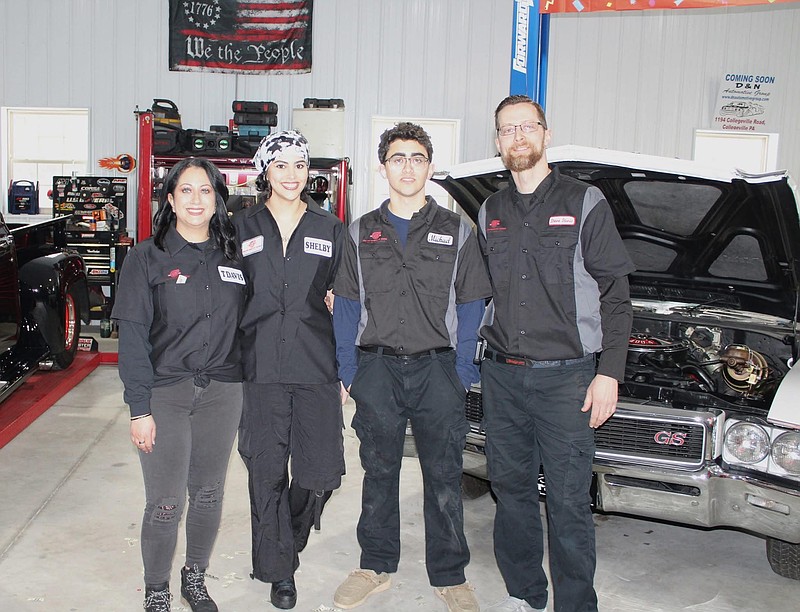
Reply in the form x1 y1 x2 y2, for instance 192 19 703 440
113 157 247 612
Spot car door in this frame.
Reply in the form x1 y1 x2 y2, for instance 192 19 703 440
0 213 21 353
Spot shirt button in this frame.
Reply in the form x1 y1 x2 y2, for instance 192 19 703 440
200 260 206 265
521 274 528 280
284 283 289 288
281 338 286 343
286 256 292 261
400 290 406 296
524 222 530 227
398 346 404 352
520 330 526 335
205 313 211 318
521 248 528 254
280 310 285 315
520 301 526 306
400 319 405 324
205 285 210 290
203 342 209 348
402 263 406 268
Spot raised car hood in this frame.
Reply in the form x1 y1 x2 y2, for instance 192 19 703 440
432 145 800 321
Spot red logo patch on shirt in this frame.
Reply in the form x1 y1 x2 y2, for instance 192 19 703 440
168 268 182 279
487 219 507 232
362 230 388 244
549 215 576 226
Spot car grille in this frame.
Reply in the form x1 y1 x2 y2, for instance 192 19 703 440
464 391 710 469
594 412 706 468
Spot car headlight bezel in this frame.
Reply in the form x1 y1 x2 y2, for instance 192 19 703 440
724 421 771 464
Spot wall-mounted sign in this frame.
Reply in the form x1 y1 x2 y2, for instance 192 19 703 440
712 72 777 133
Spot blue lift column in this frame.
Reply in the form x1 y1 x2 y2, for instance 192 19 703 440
509 0 550 110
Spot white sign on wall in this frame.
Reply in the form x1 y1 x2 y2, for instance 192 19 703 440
712 72 777 133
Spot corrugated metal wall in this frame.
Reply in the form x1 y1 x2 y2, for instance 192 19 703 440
1 2 798 223
0 0 513 222
546 5 800 179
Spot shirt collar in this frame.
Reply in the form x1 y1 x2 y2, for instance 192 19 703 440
163 225 215 255
378 195 438 225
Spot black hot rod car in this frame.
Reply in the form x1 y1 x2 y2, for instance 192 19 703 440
1 212 90 403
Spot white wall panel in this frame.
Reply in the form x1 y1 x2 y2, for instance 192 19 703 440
5 1 796 224
1 0 512 222
545 5 800 179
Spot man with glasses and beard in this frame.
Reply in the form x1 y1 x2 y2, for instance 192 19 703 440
478 96 634 612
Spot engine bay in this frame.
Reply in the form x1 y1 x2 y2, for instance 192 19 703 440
623 313 796 413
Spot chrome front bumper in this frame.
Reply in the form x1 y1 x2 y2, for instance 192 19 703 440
595 461 800 543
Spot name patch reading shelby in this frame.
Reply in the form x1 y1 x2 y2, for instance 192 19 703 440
304 237 332 257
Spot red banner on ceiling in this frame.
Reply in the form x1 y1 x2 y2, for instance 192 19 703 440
541 0 798 13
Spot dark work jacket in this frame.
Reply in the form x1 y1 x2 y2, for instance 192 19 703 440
333 197 491 355
477 166 635 381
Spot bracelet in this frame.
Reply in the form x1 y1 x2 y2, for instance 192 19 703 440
130 413 152 421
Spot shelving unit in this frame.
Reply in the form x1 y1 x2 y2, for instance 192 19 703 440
135 111 351 241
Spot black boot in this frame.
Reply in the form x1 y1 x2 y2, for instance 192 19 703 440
270 575 297 609
180 564 218 612
143 582 171 612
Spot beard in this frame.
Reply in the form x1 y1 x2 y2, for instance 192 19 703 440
501 145 544 172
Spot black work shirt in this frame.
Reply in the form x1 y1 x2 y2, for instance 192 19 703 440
477 166 635 381
233 200 344 384
112 226 246 417
333 197 492 355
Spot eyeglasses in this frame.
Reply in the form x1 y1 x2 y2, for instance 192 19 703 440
385 154 430 169
497 121 544 138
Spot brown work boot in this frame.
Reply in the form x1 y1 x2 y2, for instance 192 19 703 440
435 581 480 612
333 569 391 609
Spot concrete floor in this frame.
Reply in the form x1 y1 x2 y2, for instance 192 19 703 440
1 361 799 611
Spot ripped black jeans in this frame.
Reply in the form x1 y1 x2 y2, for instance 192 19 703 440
138 379 243 585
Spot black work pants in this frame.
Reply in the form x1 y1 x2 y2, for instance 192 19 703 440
349 348 471 587
238 381 344 583
482 355 598 612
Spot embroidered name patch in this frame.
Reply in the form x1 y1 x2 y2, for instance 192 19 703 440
241 235 264 257
218 266 246 285
427 232 454 246
304 237 333 257
549 215 576 227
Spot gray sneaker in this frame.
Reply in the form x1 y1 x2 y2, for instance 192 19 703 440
434 581 479 612
485 595 545 612
333 569 391 609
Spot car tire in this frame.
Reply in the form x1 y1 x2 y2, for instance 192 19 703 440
461 473 491 500
766 537 800 581
51 285 81 370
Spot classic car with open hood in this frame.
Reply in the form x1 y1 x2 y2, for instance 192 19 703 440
429 145 800 580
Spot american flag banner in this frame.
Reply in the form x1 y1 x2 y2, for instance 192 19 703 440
168 0 313 74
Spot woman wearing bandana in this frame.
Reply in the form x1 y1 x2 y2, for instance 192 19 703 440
233 131 346 610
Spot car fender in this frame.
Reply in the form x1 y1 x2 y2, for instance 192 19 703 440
18 252 90 353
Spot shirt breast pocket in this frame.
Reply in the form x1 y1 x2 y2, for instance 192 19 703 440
486 238 510 289
538 231 578 285
416 246 457 296
359 246 395 294
153 278 194 327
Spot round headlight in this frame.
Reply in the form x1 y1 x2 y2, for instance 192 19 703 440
771 431 800 475
725 422 770 463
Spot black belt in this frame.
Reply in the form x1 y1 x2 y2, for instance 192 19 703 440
360 346 453 361
484 349 594 369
